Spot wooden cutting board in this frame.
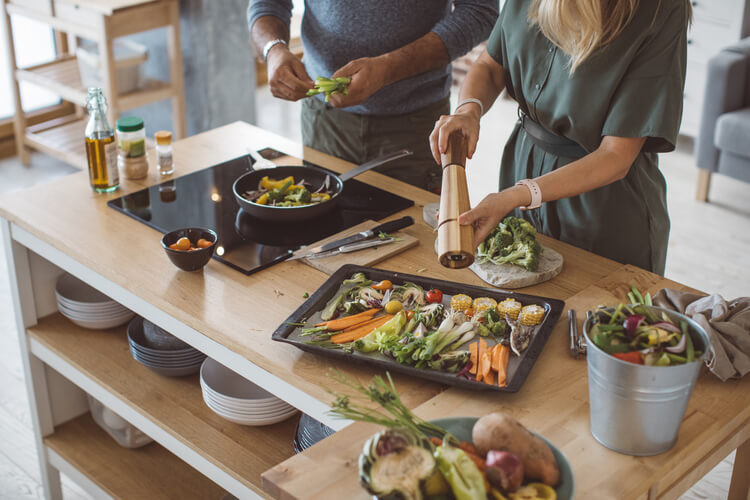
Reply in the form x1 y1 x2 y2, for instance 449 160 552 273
299 220 419 275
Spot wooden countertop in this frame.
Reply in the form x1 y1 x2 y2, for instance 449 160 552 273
1 121 746 499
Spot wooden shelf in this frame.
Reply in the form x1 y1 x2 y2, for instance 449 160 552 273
17 55 172 110
29 313 298 497
25 115 88 169
45 413 225 499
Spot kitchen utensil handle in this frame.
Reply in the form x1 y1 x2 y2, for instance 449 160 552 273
338 149 413 182
371 216 414 236
339 238 394 253
568 309 579 358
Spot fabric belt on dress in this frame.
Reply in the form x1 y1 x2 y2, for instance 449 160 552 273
519 109 588 160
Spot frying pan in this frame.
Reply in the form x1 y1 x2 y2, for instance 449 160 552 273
232 149 413 222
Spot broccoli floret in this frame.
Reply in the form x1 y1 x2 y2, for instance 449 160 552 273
268 180 293 203
286 186 312 204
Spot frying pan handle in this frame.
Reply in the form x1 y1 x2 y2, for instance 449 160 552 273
338 149 413 182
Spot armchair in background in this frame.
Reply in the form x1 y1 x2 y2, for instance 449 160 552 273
695 38 750 202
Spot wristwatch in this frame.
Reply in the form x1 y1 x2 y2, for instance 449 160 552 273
262 39 288 62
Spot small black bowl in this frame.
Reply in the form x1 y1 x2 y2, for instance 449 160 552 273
161 227 217 271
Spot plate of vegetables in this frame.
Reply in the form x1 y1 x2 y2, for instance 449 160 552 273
329 373 573 500
272 265 565 392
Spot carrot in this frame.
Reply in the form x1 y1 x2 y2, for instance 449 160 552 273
341 314 393 333
329 315 392 344
482 368 495 385
476 339 487 382
496 344 510 387
482 353 494 385
315 308 379 329
491 344 501 372
465 451 486 472
459 441 479 456
469 342 478 375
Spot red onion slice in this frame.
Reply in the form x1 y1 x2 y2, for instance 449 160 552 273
623 314 645 337
665 332 687 353
651 321 681 333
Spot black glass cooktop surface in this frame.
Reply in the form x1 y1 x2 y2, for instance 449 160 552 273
107 153 414 274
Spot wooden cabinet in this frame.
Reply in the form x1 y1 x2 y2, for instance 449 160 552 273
1 0 186 169
681 0 750 137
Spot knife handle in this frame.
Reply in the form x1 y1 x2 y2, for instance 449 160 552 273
372 216 414 236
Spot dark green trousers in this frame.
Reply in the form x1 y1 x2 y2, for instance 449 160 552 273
301 97 449 192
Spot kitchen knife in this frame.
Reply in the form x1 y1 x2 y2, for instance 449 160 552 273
288 215 414 261
304 237 396 260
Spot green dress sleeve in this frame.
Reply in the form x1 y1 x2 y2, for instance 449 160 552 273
485 3 508 67
600 1 690 153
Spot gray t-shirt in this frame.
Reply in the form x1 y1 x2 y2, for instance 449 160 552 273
248 0 498 115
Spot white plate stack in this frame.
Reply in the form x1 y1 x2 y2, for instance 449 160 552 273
200 358 298 426
56 273 134 329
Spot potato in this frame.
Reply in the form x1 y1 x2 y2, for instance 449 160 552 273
472 413 560 486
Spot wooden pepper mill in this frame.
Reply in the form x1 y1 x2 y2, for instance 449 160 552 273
437 131 475 268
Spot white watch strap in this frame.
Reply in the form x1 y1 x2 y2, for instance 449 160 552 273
262 38 288 61
455 98 484 116
516 179 542 210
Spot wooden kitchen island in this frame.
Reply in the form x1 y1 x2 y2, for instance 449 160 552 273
1 122 748 500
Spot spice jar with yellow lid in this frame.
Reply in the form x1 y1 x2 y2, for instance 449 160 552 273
116 116 149 179
155 130 174 176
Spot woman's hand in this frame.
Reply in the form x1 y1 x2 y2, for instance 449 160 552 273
429 109 481 164
459 187 530 248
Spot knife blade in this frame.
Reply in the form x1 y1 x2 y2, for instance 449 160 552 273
304 237 396 260
288 215 413 261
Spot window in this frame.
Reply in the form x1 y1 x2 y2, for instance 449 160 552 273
0 15 59 119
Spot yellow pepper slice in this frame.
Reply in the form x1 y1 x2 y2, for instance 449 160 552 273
260 175 295 190
509 483 556 500
255 192 269 205
311 193 331 202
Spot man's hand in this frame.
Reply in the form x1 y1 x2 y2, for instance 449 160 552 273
327 57 389 108
266 46 314 101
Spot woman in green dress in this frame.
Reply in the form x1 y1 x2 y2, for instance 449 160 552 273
430 0 692 274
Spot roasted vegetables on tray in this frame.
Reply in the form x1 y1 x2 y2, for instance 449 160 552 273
293 271 548 388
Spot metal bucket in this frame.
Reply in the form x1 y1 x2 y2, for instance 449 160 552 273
582 306 710 456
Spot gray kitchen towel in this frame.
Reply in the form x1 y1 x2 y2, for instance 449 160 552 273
653 289 750 381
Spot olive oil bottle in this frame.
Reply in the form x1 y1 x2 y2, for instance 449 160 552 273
84 88 119 193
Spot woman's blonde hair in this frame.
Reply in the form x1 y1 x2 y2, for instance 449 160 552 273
529 0 690 73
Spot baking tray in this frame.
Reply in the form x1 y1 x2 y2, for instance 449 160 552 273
272 264 565 392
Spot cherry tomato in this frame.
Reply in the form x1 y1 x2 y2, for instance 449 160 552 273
175 237 191 251
426 289 443 304
372 280 393 291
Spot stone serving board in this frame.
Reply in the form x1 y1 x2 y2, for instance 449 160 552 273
425 202 563 289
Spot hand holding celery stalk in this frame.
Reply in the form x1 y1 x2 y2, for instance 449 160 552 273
307 76 351 102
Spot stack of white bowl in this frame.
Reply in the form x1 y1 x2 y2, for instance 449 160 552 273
200 358 297 426
56 273 134 329
127 317 206 377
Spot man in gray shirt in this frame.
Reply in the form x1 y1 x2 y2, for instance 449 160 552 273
248 1 498 192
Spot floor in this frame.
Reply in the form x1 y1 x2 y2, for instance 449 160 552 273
0 85 746 498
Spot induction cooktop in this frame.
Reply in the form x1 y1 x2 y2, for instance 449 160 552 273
107 152 414 274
